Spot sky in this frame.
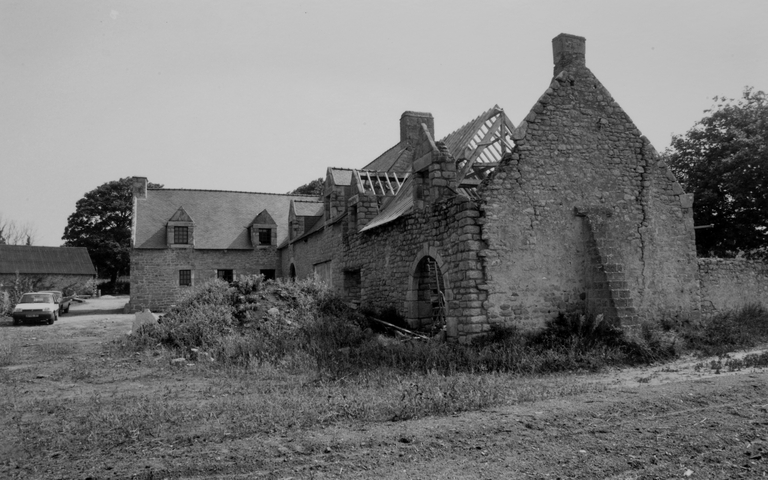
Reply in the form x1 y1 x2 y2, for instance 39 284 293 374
2 0 767 247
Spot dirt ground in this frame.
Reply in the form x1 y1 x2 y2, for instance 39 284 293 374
1 297 767 479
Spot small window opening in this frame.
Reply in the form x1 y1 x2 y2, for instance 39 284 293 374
260 269 275 281
258 228 272 245
217 269 234 283
174 226 189 244
179 270 192 286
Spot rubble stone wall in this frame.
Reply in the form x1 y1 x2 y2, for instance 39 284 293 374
342 195 486 341
279 220 345 292
698 258 768 316
478 60 699 331
127 248 278 312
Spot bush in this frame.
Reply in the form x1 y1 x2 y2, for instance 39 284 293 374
681 303 768 356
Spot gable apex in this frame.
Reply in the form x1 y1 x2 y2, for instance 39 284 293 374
168 206 193 223
251 209 276 225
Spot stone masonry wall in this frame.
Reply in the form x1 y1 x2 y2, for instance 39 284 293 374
478 54 699 331
698 258 768 316
128 248 278 312
343 195 486 342
281 193 486 342
279 219 345 293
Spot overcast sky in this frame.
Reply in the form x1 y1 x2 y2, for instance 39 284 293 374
2 0 767 247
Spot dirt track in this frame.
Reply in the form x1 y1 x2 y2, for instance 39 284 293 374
1 297 767 479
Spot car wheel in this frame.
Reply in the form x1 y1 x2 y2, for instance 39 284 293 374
13 318 20 326
64 305 70 314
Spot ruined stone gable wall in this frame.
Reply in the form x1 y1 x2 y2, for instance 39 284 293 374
343 196 486 342
698 258 768 316
128 248 277 312
479 64 698 330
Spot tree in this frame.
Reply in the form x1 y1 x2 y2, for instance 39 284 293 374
667 87 768 259
0 213 37 245
62 178 162 282
289 178 324 196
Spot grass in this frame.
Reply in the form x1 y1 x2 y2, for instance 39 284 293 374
2 277 767 473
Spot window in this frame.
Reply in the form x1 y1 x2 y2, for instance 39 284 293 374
260 269 275 280
174 226 189 244
259 228 272 245
217 269 234 283
179 270 192 286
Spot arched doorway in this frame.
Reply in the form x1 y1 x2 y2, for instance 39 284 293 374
411 255 446 329
289 263 296 281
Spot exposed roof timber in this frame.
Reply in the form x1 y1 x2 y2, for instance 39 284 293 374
354 170 408 196
456 109 515 184
452 107 502 158
458 113 504 180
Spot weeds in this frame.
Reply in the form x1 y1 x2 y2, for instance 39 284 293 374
681 303 768 356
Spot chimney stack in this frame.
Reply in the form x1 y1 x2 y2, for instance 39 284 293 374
400 111 434 148
552 33 586 76
132 176 148 199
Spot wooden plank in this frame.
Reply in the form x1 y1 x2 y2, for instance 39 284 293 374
458 113 504 182
354 170 365 194
384 173 394 195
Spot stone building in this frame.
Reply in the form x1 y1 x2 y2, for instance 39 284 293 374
278 33 699 341
0 245 96 294
126 178 313 311
130 34 763 340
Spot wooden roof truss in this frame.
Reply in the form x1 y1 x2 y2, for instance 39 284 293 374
354 170 409 197
455 108 515 186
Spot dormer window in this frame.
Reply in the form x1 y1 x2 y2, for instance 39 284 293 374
258 228 272 245
250 209 277 249
166 206 195 248
174 226 189 244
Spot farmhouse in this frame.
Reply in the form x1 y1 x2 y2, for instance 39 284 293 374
126 184 315 312
129 34 766 341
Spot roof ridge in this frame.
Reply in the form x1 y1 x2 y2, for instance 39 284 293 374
148 188 317 198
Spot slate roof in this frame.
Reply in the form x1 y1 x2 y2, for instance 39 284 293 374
328 168 354 186
361 141 412 173
0 245 96 276
134 189 313 249
293 200 324 217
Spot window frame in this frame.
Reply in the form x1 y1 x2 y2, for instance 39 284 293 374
173 226 189 245
179 269 192 286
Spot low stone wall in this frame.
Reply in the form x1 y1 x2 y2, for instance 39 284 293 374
698 258 768 316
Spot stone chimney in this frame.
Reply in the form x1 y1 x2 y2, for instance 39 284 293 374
400 111 434 147
132 176 148 199
552 33 586 76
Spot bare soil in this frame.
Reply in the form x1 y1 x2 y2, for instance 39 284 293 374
1 297 767 479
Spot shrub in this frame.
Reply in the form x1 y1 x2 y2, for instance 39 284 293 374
681 303 768 355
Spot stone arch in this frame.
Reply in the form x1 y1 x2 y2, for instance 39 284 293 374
406 246 453 334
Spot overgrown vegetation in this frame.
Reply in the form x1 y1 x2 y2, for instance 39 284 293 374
125 276 752 382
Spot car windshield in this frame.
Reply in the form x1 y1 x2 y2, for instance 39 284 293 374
19 294 54 304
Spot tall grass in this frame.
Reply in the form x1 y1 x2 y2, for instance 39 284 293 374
124 277 685 380
681 303 768 356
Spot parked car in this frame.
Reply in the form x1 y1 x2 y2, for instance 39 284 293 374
38 290 71 314
12 292 58 325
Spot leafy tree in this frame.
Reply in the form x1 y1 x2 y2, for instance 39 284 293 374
62 178 162 282
668 87 768 258
289 178 324 196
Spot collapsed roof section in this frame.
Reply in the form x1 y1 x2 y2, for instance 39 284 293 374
360 106 515 232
